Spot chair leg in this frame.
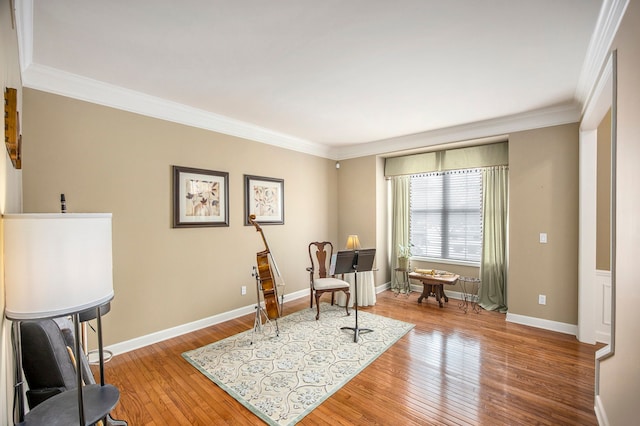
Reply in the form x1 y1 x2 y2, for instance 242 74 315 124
310 289 314 308
344 291 351 316
315 293 321 320
330 292 335 306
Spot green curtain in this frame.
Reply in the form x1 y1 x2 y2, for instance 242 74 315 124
478 166 509 312
390 176 410 291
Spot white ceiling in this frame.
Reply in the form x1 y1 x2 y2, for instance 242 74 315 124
16 0 612 159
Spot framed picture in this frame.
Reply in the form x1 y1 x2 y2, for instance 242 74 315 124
173 166 229 228
244 175 284 225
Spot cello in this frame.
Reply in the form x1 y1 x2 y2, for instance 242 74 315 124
248 214 282 320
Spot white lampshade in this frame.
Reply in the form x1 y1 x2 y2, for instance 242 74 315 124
3 213 114 320
346 235 361 250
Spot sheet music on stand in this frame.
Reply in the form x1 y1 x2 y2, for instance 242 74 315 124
329 253 337 276
334 248 376 343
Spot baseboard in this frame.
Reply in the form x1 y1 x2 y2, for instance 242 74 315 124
377 282 392 292
594 395 610 426
506 312 578 336
443 289 464 301
107 283 395 356
106 283 577 356
390 284 466 302
595 330 611 345
106 288 309 355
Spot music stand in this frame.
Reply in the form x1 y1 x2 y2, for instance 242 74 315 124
334 248 376 343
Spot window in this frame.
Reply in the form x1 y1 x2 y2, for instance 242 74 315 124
410 169 482 264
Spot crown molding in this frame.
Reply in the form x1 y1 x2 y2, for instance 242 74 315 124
331 103 582 160
581 52 613 131
14 0 33 73
21 61 582 162
15 0 330 157
15 0 617 161
21 63 331 158
575 0 629 109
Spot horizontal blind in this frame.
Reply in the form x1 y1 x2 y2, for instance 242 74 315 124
410 169 482 263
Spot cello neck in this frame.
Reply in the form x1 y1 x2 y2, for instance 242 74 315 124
249 214 271 253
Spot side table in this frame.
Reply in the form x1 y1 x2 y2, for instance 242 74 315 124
394 268 411 296
408 271 459 308
458 276 481 313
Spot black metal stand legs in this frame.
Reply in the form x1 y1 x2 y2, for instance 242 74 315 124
340 269 372 343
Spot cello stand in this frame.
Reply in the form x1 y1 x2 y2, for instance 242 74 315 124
251 266 279 345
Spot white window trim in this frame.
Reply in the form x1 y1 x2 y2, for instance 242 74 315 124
411 256 480 268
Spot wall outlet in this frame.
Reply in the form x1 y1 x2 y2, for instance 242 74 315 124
241 286 247 296
539 233 548 243
538 294 546 305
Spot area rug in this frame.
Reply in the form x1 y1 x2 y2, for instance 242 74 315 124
182 303 414 425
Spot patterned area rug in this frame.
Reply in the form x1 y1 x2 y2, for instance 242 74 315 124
182 303 414 425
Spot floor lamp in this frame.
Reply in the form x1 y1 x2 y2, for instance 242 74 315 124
4 213 121 425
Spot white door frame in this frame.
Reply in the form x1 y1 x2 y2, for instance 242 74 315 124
578 55 613 345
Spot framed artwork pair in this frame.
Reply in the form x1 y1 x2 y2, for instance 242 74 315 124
172 166 284 228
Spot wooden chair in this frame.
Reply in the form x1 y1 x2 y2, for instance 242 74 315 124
307 241 351 320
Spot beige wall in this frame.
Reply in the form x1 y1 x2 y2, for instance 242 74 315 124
596 109 611 271
508 123 579 324
599 1 640 423
336 155 389 284
348 123 580 323
22 89 339 346
1 0 25 423
337 156 377 248
375 156 389 285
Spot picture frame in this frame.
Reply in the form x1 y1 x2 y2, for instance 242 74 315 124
244 175 284 225
173 166 229 228
4 87 21 169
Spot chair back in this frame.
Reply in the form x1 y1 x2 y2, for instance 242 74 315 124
308 241 334 279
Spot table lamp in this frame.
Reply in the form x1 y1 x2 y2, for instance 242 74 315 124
345 235 361 250
3 213 120 425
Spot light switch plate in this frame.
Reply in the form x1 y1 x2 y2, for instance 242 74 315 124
539 233 548 244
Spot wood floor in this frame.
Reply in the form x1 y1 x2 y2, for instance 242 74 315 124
101 291 602 425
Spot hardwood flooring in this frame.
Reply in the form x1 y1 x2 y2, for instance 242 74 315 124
101 291 602 425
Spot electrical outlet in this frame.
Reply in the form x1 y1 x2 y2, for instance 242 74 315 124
241 286 247 296
538 294 546 305
539 233 548 244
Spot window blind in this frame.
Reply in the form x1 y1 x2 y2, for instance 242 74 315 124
410 169 482 263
